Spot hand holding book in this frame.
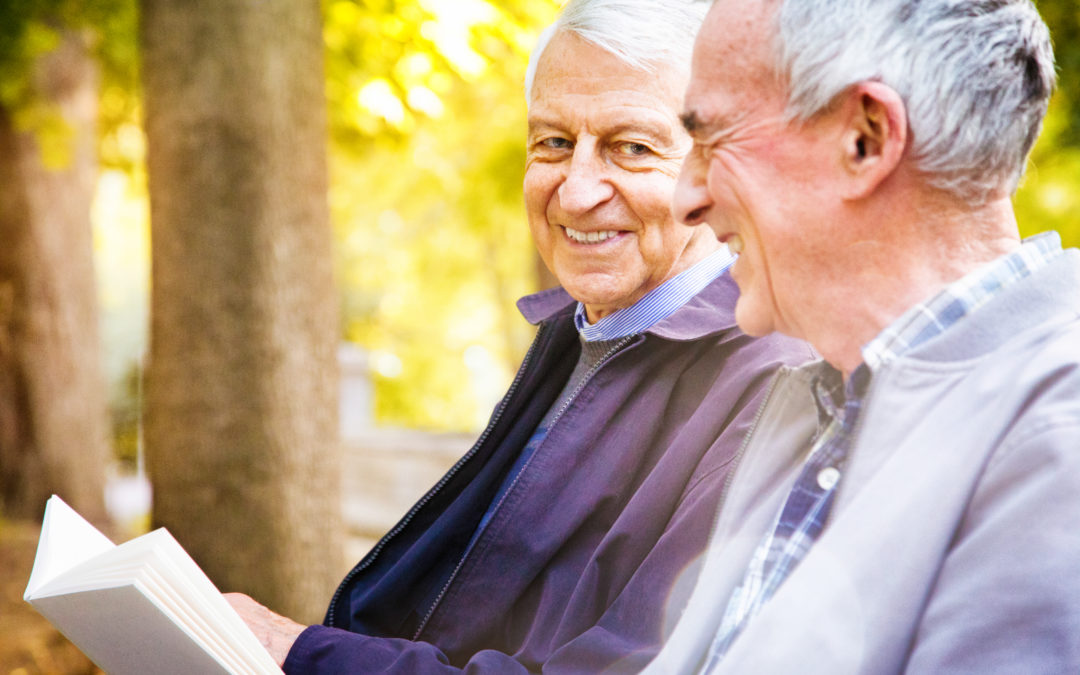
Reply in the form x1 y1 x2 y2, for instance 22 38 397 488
224 592 306 666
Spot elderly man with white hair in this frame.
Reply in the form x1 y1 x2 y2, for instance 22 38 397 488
226 0 811 671
644 0 1080 673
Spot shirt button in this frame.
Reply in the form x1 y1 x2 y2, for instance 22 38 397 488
817 467 841 491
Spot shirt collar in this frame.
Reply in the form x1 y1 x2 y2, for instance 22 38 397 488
861 231 1063 370
811 363 871 432
573 247 735 342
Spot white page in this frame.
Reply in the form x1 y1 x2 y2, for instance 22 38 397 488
79 528 278 672
24 495 116 599
24 496 282 674
32 584 233 675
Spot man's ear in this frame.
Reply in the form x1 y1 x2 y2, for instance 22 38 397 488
838 81 907 200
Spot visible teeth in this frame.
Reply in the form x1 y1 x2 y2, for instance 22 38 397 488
726 234 744 255
565 227 619 244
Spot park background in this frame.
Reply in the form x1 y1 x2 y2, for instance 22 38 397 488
0 0 1077 671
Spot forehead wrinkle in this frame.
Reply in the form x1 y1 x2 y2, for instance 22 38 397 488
531 99 680 139
527 115 562 133
603 116 677 142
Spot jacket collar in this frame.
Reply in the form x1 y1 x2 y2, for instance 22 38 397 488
893 249 1080 365
786 248 1080 379
516 272 740 341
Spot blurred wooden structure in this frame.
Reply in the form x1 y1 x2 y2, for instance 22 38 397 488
340 429 471 564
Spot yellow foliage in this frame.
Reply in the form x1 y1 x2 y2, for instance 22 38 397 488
1014 94 1080 248
328 0 561 430
85 0 1078 434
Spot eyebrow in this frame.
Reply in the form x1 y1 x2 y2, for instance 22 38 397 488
679 111 702 135
681 109 741 144
680 110 724 141
528 117 675 145
607 120 673 144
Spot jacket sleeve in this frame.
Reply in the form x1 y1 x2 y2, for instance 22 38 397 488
904 419 1080 673
284 625 540 674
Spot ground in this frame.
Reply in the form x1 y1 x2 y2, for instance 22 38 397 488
0 519 101 675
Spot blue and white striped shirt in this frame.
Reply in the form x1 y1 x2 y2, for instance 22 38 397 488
701 231 1064 671
574 247 735 341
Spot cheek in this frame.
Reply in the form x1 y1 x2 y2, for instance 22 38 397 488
704 156 749 214
622 174 679 232
523 171 558 238
523 166 559 214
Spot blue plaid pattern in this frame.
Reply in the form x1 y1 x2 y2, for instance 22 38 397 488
701 366 868 670
863 232 1063 368
701 233 1063 671
574 247 734 341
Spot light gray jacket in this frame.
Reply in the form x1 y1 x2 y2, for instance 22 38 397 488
644 249 1080 675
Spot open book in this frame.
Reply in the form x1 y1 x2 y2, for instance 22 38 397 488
23 495 282 674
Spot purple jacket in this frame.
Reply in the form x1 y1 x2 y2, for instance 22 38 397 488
284 274 814 673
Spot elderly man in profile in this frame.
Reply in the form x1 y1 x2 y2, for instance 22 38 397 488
642 0 1080 673
226 0 811 671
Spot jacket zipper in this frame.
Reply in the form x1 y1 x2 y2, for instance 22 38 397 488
704 369 784 545
325 321 552 626
827 370 879 513
411 333 638 640
708 366 876 548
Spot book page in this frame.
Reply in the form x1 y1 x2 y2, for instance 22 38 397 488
24 495 116 599
24 496 282 674
32 584 234 675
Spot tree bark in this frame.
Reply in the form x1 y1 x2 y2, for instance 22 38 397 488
141 0 342 623
0 31 110 524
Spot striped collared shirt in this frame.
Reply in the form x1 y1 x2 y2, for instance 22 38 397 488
701 231 1063 671
574 247 735 341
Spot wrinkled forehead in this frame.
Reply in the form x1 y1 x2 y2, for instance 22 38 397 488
530 31 689 116
693 0 779 79
684 0 786 117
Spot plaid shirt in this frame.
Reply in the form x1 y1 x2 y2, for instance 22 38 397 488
701 232 1063 672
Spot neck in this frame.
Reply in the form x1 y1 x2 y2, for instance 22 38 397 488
812 191 1021 377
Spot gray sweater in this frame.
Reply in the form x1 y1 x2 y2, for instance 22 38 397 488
645 249 1080 674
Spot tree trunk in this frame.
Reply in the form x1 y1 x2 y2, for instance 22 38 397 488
141 0 342 623
0 31 110 524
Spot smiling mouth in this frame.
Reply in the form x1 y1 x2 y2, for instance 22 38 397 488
563 226 621 245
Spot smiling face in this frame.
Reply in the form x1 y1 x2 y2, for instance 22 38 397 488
525 31 716 322
673 0 845 339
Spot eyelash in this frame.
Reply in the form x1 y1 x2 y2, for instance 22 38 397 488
544 137 571 148
532 138 655 158
617 142 651 156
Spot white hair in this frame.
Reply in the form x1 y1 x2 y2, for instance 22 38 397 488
524 0 709 104
772 0 1055 203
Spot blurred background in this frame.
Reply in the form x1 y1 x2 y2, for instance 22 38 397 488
1 0 1077 671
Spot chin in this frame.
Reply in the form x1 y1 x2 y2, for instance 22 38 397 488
561 277 630 307
734 301 776 338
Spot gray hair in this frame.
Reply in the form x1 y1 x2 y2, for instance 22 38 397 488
524 0 709 104
774 0 1055 203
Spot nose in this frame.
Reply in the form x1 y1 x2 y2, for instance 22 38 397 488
557 143 614 215
672 149 712 226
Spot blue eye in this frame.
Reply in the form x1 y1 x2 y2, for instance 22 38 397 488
619 142 651 156
542 137 573 150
